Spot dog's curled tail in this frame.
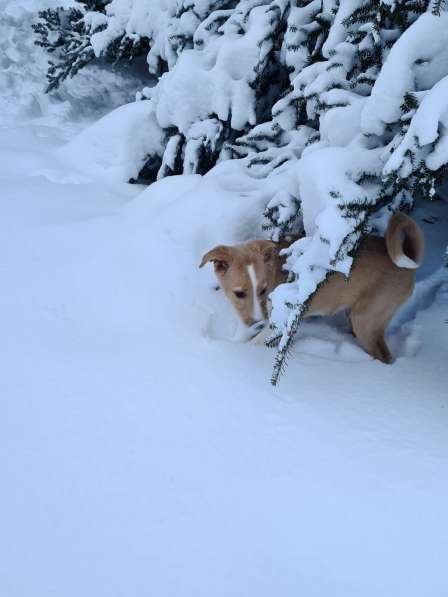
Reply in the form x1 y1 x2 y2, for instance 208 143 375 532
385 212 424 269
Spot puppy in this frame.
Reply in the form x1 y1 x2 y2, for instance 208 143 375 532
199 213 424 363
200 239 287 341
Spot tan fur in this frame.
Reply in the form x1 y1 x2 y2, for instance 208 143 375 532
385 212 424 269
200 214 424 363
199 240 285 327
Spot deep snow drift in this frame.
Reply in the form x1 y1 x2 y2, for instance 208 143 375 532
1 108 448 597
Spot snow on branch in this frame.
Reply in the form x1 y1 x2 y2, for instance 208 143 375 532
361 12 448 137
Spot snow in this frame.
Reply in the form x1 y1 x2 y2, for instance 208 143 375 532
90 0 283 138
0 0 147 127
153 3 277 133
57 100 165 182
275 40 359 128
384 75 448 176
1 2 448 594
321 0 361 58
269 144 384 334
319 91 366 147
1 108 448 597
90 0 178 71
361 12 448 136
282 1 323 78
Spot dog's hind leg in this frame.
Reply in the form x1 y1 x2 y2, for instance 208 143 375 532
351 314 393 363
350 301 396 364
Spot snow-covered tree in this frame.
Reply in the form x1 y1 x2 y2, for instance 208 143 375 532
34 0 293 177
33 0 448 383
33 0 150 92
368 11 448 205
260 1 448 384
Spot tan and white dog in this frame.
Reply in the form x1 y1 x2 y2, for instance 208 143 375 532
199 213 424 363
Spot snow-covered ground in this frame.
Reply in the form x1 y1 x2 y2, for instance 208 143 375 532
1 109 448 597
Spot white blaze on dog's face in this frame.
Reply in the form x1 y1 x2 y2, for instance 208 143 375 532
199 240 283 328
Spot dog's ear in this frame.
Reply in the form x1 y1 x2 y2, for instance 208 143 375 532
199 245 233 274
259 241 277 263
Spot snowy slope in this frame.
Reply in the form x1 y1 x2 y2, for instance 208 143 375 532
1 114 448 597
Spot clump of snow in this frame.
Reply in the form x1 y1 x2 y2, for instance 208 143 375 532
384 75 448 176
361 12 448 136
321 0 361 58
270 144 383 337
153 3 279 133
274 41 357 127
90 0 177 71
319 91 366 147
57 101 165 182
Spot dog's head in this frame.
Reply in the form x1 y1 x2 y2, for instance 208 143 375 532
199 240 285 328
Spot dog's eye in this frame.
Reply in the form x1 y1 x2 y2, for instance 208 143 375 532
259 287 267 296
234 290 246 299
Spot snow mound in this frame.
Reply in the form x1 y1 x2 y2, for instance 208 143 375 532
57 101 165 182
122 163 270 338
